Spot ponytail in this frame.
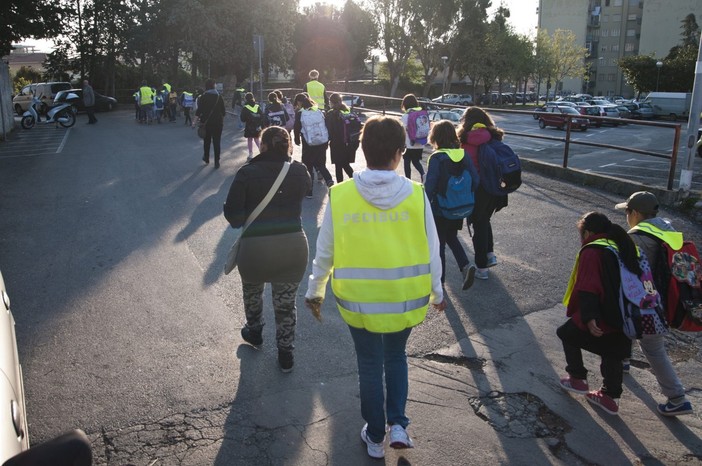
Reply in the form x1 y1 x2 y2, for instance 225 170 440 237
578 211 641 275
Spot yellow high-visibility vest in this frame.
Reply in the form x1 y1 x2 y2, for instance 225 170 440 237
630 222 683 250
330 180 431 333
139 86 154 105
306 80 326 109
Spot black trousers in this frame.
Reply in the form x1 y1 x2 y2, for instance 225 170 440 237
556 319 630 398
203 124 223 162
86 105 97 123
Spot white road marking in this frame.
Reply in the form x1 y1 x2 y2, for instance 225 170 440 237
599 163 617 168
56 128 71 153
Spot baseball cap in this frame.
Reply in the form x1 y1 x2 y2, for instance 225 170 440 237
614 191 659 214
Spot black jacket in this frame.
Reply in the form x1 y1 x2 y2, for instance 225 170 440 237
223 151 312 238
195 91 225 127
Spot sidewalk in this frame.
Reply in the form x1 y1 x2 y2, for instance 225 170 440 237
78 123 702 464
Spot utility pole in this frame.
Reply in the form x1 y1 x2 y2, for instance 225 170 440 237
680 35 702 193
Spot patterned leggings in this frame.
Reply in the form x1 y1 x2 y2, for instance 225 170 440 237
242 281 299 352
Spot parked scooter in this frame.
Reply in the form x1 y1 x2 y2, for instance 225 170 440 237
20 93 76 129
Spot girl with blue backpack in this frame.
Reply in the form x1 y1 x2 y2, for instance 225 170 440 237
424 120 478 290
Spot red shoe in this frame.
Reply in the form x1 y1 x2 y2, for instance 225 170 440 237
559 376 589 395
586 390 619 415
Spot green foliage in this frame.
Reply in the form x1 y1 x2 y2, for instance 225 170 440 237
0 0 73 56
12 77 32 95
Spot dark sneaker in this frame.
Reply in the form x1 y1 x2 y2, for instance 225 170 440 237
326 179 334 188
658 400 693 417
559 376 589 395
462 264 476 290
306 190 313 199
486 252 498 268
241 326 262 346
278 350 293 373
360 424 384 459
586 390 619 415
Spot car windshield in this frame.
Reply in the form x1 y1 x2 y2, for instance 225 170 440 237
560 107 580 115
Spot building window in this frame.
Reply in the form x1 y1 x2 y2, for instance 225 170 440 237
628 14 637 20
601 45 608 52
625 42 635 51
612 44 620 52
602 29 609 37
612 28 620 37
627 29 636 36
614 0 622 5
629 0 639 5
608 73 616 81
598 73 606 82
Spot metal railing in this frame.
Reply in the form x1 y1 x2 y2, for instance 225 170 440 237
270 88 685 190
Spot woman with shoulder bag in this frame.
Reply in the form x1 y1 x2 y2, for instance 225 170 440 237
195 79 226 168
223 126 312 372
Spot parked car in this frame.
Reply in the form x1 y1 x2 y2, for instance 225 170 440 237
53 89 118 113
615 105 632 123
431 93 467 105
628 102 655 120
12 82 72 115
342 95 364 108
428 110 461 125
0 269 30 462
533 101 577 119
591 105 621 126
575 104 603 128
538 106 589 131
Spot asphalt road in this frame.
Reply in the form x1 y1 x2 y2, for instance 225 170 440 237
0 109 701 464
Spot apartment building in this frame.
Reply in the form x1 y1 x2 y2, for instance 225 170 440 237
538 0 701 98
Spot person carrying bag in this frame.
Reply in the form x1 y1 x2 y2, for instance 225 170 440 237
223 126 312 373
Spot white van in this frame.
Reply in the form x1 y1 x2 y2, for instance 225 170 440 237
12 82 72 115
643 92 692 120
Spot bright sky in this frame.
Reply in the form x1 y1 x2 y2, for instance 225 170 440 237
298 0 539 37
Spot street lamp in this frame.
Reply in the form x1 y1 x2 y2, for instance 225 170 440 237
441 56 448 101
656 60 663 92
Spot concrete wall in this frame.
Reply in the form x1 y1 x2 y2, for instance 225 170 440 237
539 0 590 94
639 0 702 59
0 62 15 140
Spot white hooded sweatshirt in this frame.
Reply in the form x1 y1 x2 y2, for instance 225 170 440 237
305 168 444 308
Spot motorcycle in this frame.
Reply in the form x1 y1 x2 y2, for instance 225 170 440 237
20 93 77 130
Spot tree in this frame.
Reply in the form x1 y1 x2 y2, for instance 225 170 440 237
451 0 491 101
548 29 587 94
0 0 72 56
532 29 557 103
367 0 415 96
340 0 378 81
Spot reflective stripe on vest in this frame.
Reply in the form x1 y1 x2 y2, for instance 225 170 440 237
244 104 259 113
630 222 683 250
330 180 431 333
306 80 325 109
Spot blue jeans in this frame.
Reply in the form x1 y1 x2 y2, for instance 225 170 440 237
348 326 412 443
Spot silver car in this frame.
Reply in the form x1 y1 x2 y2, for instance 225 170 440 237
0 270 29 462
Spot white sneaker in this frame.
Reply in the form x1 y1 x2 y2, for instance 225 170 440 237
388 424 414 449
360 424 384 458
475 268 489 280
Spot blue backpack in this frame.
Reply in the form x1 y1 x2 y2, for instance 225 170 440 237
478 139 522 196
433 150 477 220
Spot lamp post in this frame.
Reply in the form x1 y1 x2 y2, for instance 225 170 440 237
441 56 448 101
598 56 604 96
656 60 663 92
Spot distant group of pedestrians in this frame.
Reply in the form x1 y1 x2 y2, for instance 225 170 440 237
132 79 195 126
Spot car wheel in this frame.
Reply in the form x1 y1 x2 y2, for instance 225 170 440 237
14 104 23 116
533 113 539 120
698 145 702 157
538 119 546 129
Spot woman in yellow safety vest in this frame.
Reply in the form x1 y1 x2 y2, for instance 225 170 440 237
305 116 446 459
